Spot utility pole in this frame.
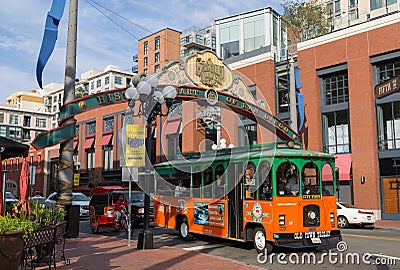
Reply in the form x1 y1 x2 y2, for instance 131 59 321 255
57 0 77 214
289 57 298 131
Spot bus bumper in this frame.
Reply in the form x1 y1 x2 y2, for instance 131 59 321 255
272 230 342 250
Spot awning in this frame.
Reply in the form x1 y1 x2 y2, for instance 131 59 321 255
73 138 79 150
163 116 181 135
335 153 352 180
100 134 113 146
83 138 95 149
322 153 352 181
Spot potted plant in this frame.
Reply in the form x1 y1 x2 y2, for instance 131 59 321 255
0 210 39 270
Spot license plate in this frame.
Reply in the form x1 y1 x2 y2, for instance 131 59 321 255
368 216 371 220
311 237 321 244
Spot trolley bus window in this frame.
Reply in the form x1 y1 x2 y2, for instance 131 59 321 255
203 166 213 198
244 162 256 199
214 164 226 199
192 166 202 198
321 163 334 195
174 167 191 197
257 160 272 200
277 162 299 196
302 162 320 196
156 173 175 196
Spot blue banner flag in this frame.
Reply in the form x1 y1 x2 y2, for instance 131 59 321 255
36 0 66 88
294 66 303 89
296 92 305 132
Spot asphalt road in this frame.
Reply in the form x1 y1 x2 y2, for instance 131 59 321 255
78 220 400 269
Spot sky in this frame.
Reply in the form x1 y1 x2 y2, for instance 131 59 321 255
0 0 283 103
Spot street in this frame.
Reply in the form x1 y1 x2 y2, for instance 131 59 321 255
78 220 400 269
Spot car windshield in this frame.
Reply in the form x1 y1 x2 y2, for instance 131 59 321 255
6 192 16 199
73 194 90 201
128 192 145 203
340 202 356 208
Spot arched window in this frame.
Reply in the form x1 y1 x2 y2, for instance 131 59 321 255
276 162 299 196
257 161 272 200
302 162 320 196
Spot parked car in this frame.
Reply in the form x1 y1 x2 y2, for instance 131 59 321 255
29 196 47 208
336 201 376 228
5 192 18 206
45 192 90 218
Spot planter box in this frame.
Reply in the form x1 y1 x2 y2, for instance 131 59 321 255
0 230 24 270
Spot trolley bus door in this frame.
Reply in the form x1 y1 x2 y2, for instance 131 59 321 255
228 162 243 239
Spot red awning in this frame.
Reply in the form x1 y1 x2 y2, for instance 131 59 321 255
100 134 113 146
163 116 181 135
322 164 334 182
83 138 95 149
335 153 352 180
322 153 352 181
73 139 78 150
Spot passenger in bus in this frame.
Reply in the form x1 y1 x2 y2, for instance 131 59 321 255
285 173 299 195
174 180 186 197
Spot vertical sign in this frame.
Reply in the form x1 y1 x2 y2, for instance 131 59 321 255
125 124 146 167
74 173 80 186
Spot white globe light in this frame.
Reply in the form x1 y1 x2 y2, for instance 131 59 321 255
211 144 218 150
125 87 139 100
220 138 226 144
153 91 165 104
228 143 235 148
137 81 152 95
220 143 227 149
163 85 177 99
145 75 159 88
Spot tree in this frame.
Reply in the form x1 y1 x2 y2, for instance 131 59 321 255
74 86 87 98
282 0 329 43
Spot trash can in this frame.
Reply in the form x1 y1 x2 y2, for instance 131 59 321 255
65 205 80 238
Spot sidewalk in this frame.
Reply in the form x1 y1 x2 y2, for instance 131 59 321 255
38 233 261 270
374 219 400 230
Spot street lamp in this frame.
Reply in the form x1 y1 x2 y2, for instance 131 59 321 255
125 74 177 249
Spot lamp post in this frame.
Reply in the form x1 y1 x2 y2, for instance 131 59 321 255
125 74 177 249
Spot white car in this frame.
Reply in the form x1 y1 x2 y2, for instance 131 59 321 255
5 192 18 206
45 192 90 218
336 201 376 228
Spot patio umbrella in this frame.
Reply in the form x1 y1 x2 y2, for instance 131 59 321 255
16 161 30 213
0 137 29 215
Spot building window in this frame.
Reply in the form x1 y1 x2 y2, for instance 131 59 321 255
9 115 18 125
155 52 160 63
155 36 160 50
243 13 265 53
322 72 348 105
9 127 22 140
114 76 122 85
103 145 113 171
322 110 350 154
91 82 94 90
144 57 148 67
96 79 101 88
144 41 148 55
38 154 41 168
22 129 30 141
105 76 109 85
0 113 4 123
144 69 148 74
23 116 31 127
377 102 400 150
87 122 96 135
103 117 114 132
154 64 160 73
219 18 240 59
36 118 47 128
86 150 95 171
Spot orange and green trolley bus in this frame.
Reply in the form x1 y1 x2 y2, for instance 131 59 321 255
153 141 342 253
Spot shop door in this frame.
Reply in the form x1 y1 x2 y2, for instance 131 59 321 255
381 177 400 220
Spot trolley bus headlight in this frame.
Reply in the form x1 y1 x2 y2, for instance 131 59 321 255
330 212 335 223
279 215 285 226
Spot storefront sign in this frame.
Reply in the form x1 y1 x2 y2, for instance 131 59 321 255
375 76 400 99
125 124 145 167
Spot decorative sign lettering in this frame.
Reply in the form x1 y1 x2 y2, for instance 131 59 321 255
185 51 232 90
375 76 400 99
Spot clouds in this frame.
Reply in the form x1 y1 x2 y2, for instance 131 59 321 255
0 0 282 102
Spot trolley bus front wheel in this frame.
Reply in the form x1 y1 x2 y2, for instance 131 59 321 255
179 218 193 241
254 227 272 254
